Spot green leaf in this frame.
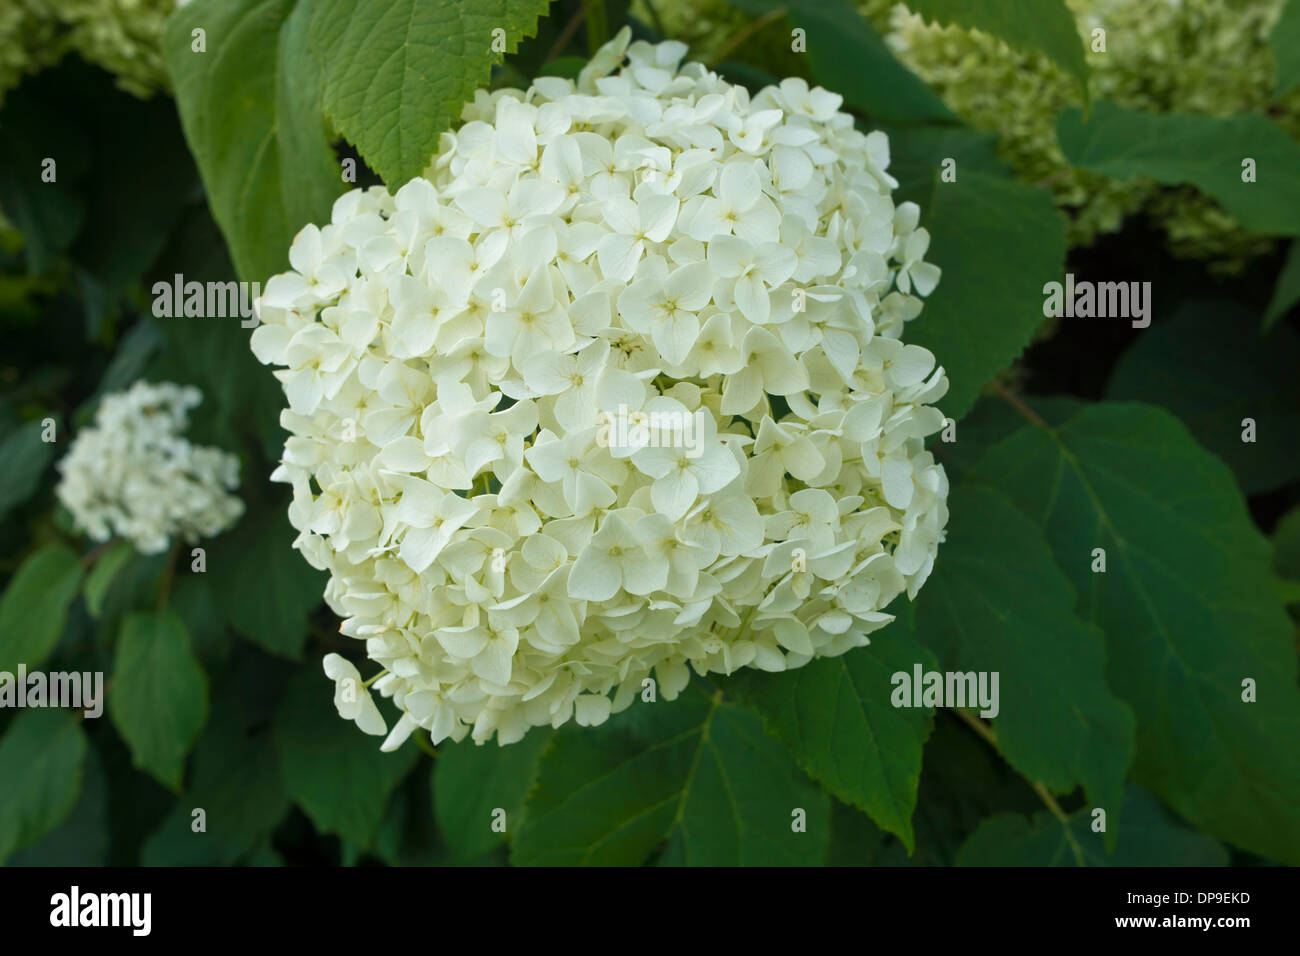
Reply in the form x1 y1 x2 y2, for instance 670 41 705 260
0 418 56 522
957 786 1229 867
935 394 1085 478
887 126 1067 419
977 401 1300 864
1057 102 1300 236
782 0 956 125
899 712 1043 865
1272 0 1300 94
8 742 108 866
163 0 345 282
1263 239 1300 331
142 658 291 865
108 610 210 790
84 540 134 619
433 728 551 862
902 0 1088 96
274 665 418 847
170 573 232 665
826 799 892 866
209 509 326 659
894 484 1135 849
92 551 168 650
1107 300 1300 495
0 709 88 864
730 629 937 850
0 544 84 674
309 0 554 187
374 773 443 866
513 682 829 866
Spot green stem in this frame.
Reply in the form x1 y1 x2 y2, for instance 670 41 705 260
949 708 1087 866
80 537 119 568
584 0 609 55
990 379 1048 429
708 6 787 67
156 540 182 612
542 1 589 67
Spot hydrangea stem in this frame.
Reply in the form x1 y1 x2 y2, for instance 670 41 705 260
949 707 1087 866
155 540 182 612
584 0 609 55
991 379 1048 429
708 7 787 67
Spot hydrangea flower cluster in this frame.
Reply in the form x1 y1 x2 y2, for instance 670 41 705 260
254 30 950 748
56 380 244 555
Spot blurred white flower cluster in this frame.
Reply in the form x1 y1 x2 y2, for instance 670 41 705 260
255 29 950 748
56 380 244 555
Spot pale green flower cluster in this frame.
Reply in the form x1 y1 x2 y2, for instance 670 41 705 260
255 31 950 747
0 0 176 104
874 0 1299 266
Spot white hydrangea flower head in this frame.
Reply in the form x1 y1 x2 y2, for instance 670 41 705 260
55 380 244 555
254 29 951 748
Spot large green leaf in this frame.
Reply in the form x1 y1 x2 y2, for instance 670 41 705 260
887 126 1067 419
957 786 1229 866
730 628 937 850
274 666 418 847
892 484 1135 849
977 401 1300 864
163 0 344 282
309 0 554 187
902 0 1088 95
1107 300 1300 495
0 709 88 864
1057 102 1300 236
433 728 552 862
1273 0 1300 94
513 681 829 866
0 544 84 674
108 610 210 790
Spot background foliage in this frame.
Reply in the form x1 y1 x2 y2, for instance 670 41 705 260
1 0 1298 867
